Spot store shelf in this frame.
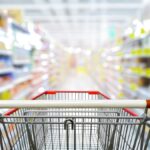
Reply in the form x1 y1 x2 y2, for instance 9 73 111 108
32 75 48 85
137 87 150 98
13 88 31 100
0 50 12 56
124 86 137 98
0 75 32 93
124 55 150 59
32 68 47 72
14 75 32 85
0 68 14 75
0 84 14 93
0 12 70 101
32 78 42 85
89 32 150 99
125 72 150 79
13 60 30 65
108 54 150 61
11 22 29 34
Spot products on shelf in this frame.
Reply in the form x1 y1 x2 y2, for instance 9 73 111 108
0 41 7 49
0 74 13 86
0 90 12 100
0 13 7 28
87 33 150 99
0 56 12 69
13 66 31 79
13 48 31 63
0 10 71 102
11 80 31 99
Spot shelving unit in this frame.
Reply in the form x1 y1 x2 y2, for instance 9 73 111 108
0 13 44 100
88 33 150 99
0 84 14 93
0 68 14 74
13 87 32 100
0 50 12 56
14 75 32 85
0 10 73 102
13 59 30 65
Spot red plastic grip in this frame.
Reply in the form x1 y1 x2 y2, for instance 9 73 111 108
45 90 101 95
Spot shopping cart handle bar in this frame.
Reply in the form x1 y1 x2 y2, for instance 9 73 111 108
0 100 150 108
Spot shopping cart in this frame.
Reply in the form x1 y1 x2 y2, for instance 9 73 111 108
0 91 150 150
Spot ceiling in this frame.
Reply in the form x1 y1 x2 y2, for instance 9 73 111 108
0 0 145 49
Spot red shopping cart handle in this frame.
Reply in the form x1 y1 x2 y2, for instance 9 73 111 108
33 90 110 100
45 90 104 95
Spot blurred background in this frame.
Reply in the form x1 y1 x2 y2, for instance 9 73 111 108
0 0 150 100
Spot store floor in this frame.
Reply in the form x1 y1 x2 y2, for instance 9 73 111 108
59 71 99 91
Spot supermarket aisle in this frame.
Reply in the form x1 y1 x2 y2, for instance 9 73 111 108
59 71 99 91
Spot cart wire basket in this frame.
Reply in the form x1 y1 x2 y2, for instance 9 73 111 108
0 90 150 150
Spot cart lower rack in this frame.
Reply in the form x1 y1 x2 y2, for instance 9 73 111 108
0 91 150 150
